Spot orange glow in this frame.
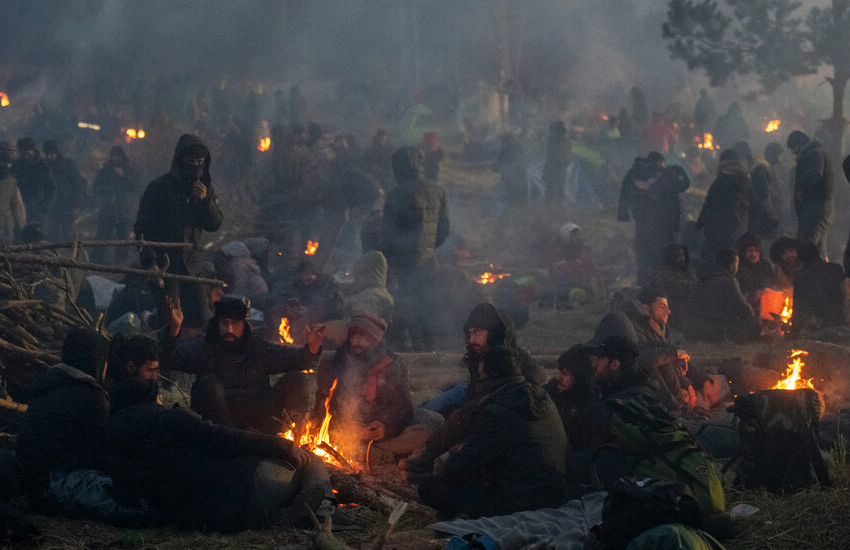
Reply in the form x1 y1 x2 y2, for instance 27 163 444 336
696 133 717 150
304 240 319 255
772 350 815 390
765 120 781 133
137 129 145 138
0 93 8 107
278 317 294 344
125 128 146 143
258 137 271 151
780 296 792 325
476 263 511 284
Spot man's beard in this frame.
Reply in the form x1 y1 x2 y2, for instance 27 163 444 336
220 335 244 352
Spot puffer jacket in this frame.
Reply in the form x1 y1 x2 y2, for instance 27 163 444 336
344 250 394 322
380 176 449 268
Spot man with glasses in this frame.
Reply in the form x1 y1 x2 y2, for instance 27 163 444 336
134 134 223 328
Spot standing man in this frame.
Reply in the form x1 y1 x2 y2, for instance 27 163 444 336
380 146 449 351
787 130 833 257
134 134 223 327
11 137 55 232
92 146 139 264
43 140 87 241
0 141 26 242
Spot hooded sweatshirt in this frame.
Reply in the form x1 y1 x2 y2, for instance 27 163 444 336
134 134 223 275
344 250 394 322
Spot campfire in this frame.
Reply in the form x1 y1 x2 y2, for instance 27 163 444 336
278 317 294 344
696 132 718 150
304 240 319 255
773 349 814 390
476 264 511 284
0 92 8 107
258 136 271 152
125 128 146 142
765 119 781 133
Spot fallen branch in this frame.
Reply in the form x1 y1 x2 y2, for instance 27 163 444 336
329 470 432 517
0 240 195 252
0 253 225 286
318 441 356 473
0 396 27 413
0 335 59 362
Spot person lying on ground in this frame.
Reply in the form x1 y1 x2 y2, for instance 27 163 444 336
160 293 325 434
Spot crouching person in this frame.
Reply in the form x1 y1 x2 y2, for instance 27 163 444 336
417 346 566 518
107 336 337 531
314 313 442 463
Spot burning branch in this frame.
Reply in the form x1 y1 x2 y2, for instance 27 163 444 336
773 349 815 390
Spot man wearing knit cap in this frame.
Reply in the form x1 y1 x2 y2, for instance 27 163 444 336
315 312 436 460
161 294 324 434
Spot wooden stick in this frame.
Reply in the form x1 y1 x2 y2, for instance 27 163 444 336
0 239 196 252
0 335 59 362
0 396 27 413
0 253 225 286
318 441 356 473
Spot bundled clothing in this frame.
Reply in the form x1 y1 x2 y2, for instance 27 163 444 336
219 241 269 302
791 255 846 335
794 140 833 255
696 159 761 261
680 266 758 342
11 151 55 225
47 153 87 241
735 232 773 304
343 250 394 322
278 273 343 325
92 149 139 263
649 245 696 326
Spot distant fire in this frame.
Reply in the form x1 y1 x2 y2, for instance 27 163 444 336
77 122 101 131
765 120 781 133
696 133 718 150
304 240 319 255
0 93 8 107
258 137 271 152
125 128 146 142
278 317 294 344
477 264 511 284
773 349 814 390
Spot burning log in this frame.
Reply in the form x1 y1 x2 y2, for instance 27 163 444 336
329 469 432 517
318 441 355 473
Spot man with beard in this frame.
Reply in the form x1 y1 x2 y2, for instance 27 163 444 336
42 140 86 241
92 146 139 264
770 236 801 292
134 134 223 328
161 294 325 434
11 138 55 230
632 288 671 344
0 141 26 242
735 232 773 311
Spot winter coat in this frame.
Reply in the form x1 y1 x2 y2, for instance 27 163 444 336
438 378 567 510
316 342 413 439
649 265 696 324
618 164 689 248
15 364 109 491
107 380 300 530
220 241 269 300
0 174 25 240
279 274 343 324
794 140 833 221
380 176 449 269
344 250 394 322
11 153 56 219
93 161 139 226
792 258 846 333
697 160 757 251
134 134 223 275
737 260 773 298
48 156 87 216
632 316 668 344
493 138 527 202
680 267 758 342
747 160 779 239
161 323 320 416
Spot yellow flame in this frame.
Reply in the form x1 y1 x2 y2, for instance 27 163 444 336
304 240 319 255
765 120 781 133
278 317 294 344
137 129 145 138
696 133 716 150
772 349 815 390
278 378 349 468
476 264 511 284
258 137 271 152
780 296 792 325
0 93 8 107
126 128 137 138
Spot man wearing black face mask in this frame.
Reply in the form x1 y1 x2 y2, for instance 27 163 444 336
134 134 223 327
0 141 26 242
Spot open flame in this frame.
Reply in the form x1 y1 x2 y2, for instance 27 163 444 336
0 93 8 108
696 133 718 150
779 296 792 325
476 263 511 284
125 128 146 142
765 120 781 133
304 240 319 255
258 137 271 152
773 349 815 390
278 317 294 344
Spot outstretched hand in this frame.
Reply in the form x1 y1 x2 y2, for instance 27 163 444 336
165 296 183 337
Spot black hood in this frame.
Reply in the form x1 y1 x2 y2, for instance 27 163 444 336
170 133 211 186
464 303 518 350
29 363 102 398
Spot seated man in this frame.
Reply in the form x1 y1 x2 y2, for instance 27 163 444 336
632 288 671 344
16 329 110 496
769 236 801 292
735 232 773 311
544 223 604 307
417 346 566 517
791 243 847 335
680 250 759 342
107 338 335 531
161 294 324 434
314 313 441 461
277 259 344 326
649 243 696 325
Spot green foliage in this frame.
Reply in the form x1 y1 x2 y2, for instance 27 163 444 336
663 0 850 92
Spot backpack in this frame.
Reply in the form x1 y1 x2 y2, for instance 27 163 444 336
726 388 831 492
594 395 726 514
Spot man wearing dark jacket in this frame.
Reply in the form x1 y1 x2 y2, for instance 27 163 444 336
380 146 449 351
632 287 670 344
791 243 846 335
733 141 779 240
649 244 696 327
788 131 833 256
92 146 139 264
161 294 324 434
43 140 87 241
16 329 110 494
736 232 773 311
417 346 566 517
11 137 55 230
0 141 26 242
134 134 223 327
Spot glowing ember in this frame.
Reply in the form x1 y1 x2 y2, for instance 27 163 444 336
0 93 9 107
278 317 294 344
125 128 146 143
304 240 319 255
258 136 271 152
476 264 511 284
696 133 718 150
773 349 815 390
765 120 781 133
